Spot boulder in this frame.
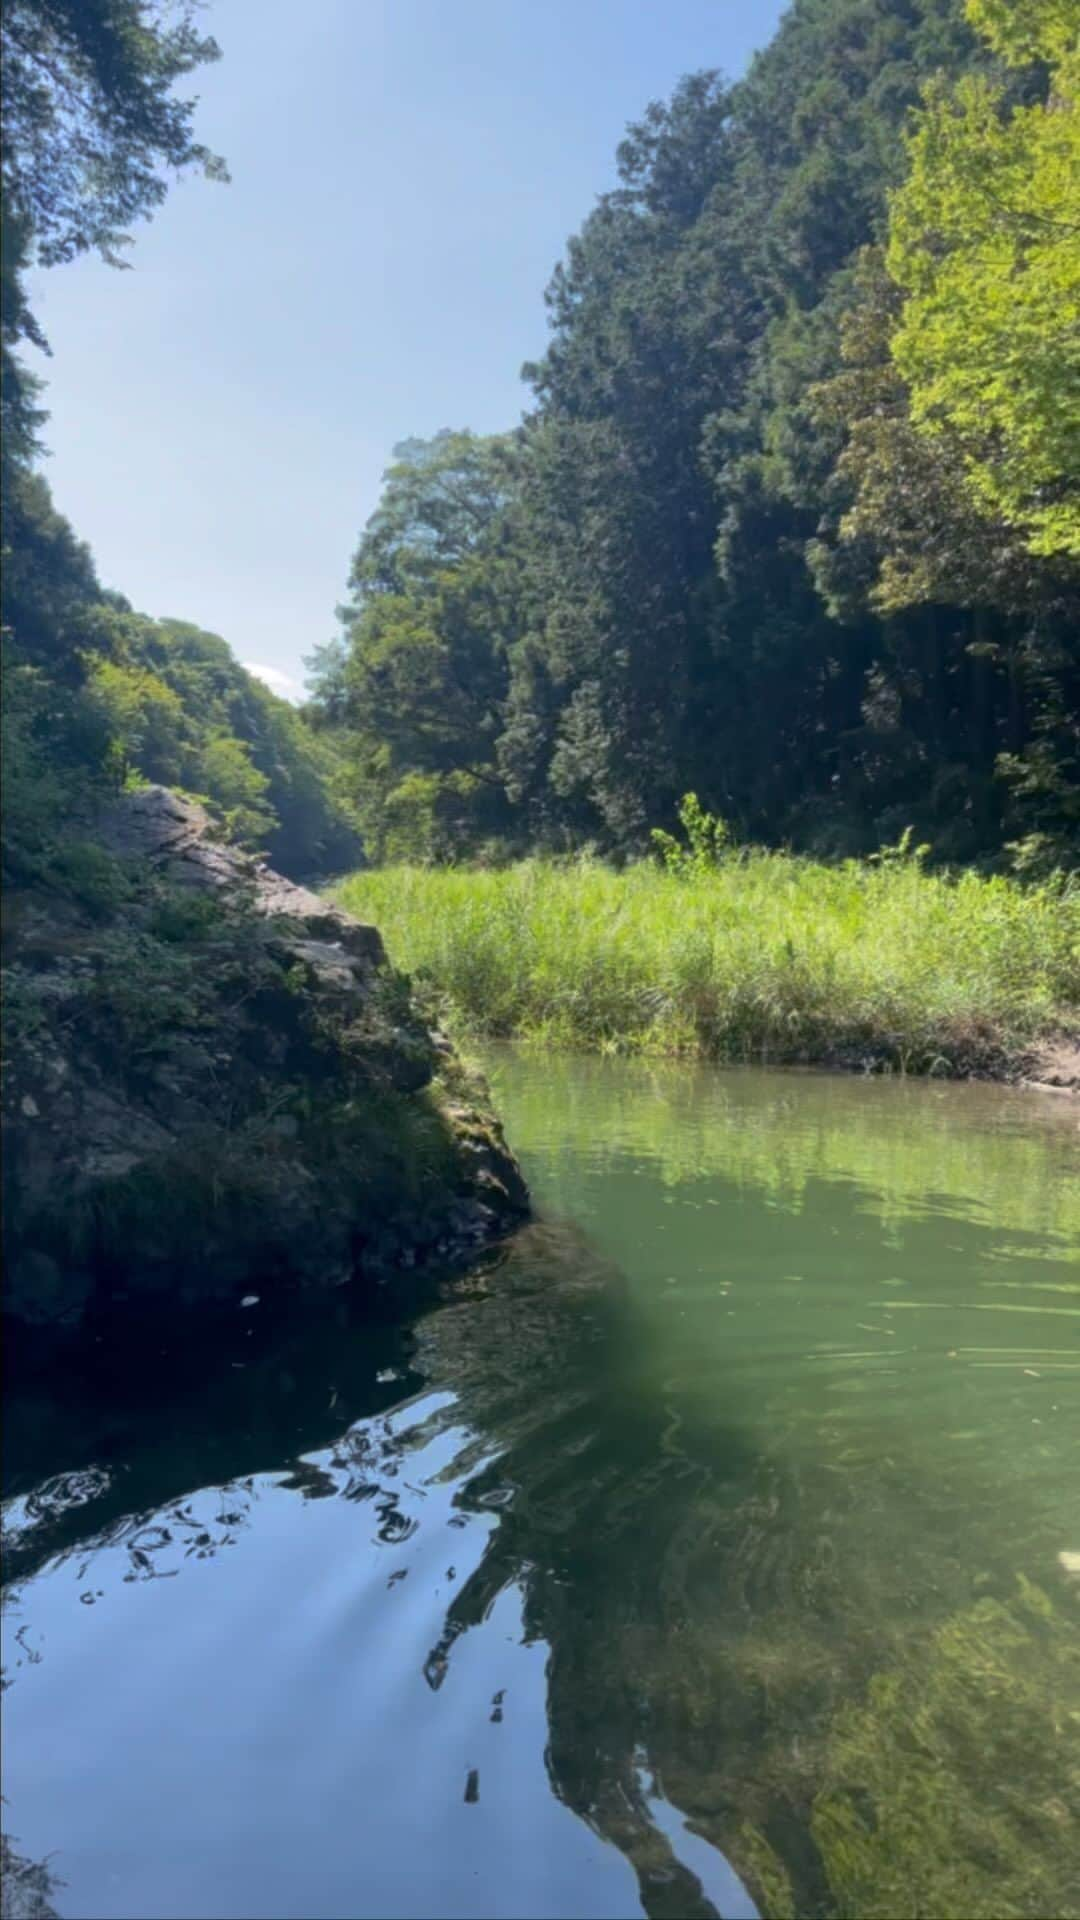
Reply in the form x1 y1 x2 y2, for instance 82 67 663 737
2 789 528 1337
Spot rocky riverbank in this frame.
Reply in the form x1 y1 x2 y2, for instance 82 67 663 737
2 789 528 1338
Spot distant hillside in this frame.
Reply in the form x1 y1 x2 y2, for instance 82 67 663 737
2 465 360 884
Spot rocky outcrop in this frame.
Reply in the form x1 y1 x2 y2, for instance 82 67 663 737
2 789 528 1335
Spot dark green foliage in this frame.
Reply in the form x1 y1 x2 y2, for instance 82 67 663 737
0 213 48 461
87 611 362 874
320 0 1079 870
0 0 532 1337
0 0 358 902
5 0 1076 888
0 462 116 880
1 466 101 671
0 0 228 501
1 0 226 281
311 431 526 860
1 489 361 885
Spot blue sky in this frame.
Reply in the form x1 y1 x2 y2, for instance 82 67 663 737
27 0 787 699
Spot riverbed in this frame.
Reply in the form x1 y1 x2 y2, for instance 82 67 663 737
3 1054 1078 1919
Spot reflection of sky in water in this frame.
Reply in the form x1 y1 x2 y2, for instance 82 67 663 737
637 1754 758 1920
3 1056 1078 1920
3 1393 643 1919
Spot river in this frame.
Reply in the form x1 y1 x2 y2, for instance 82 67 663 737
2 1053 1078 1919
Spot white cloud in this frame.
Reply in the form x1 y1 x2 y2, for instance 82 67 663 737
243 661 302 702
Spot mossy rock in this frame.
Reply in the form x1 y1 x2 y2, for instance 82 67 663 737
2 789 529 1337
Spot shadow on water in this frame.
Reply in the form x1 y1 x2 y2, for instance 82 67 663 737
1 1287 427 1590
2 1222 764 1920
416 1221 1080 1920
3 1055 1079 1919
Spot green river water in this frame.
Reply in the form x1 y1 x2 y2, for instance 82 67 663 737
2 1053 1078 1918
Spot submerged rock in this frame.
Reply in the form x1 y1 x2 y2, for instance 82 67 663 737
1 789 528 1337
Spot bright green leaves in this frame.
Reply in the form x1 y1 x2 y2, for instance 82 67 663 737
59 601 358 871
1 0 226 281
197 730 276 852
651 794 732 878
886 1 1080 558
967 0 1078 65
91 658 190 789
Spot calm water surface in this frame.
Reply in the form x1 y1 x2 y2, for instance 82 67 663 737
3 1055 1079 1919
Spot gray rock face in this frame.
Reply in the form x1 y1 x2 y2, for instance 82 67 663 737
2 789 528 1335
104 785 386 961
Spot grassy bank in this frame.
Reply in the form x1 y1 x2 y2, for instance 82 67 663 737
334 854 1080 1077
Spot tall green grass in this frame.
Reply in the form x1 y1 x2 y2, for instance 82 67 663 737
334 853 1080 1075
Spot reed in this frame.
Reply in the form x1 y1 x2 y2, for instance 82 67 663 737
334 852 1079 1076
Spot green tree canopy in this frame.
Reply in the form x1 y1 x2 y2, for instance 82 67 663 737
317 432 525 859
321 0 1078 869
886 0 1080 558
1 0 226 286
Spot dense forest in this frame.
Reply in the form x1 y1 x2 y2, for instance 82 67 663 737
1 2 358 884
2 11 1078 1917
1 0 1077 888
311 0 1079 870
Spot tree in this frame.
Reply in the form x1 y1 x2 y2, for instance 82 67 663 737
1 0 226 291
501 5 985 853
319 0 1077 868
91 656 190 786
807 248 1047 616
97 612 362 873
808 242 1080 863
196 730 275 850
0 3 342 893
1 0 229 833
886 0 1080 558
324 433 525 857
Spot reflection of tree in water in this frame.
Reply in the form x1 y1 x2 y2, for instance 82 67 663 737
2 1472 264 1609
415 1223 1080 1920
3 1220 1077 1919
1 1285 424 1592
